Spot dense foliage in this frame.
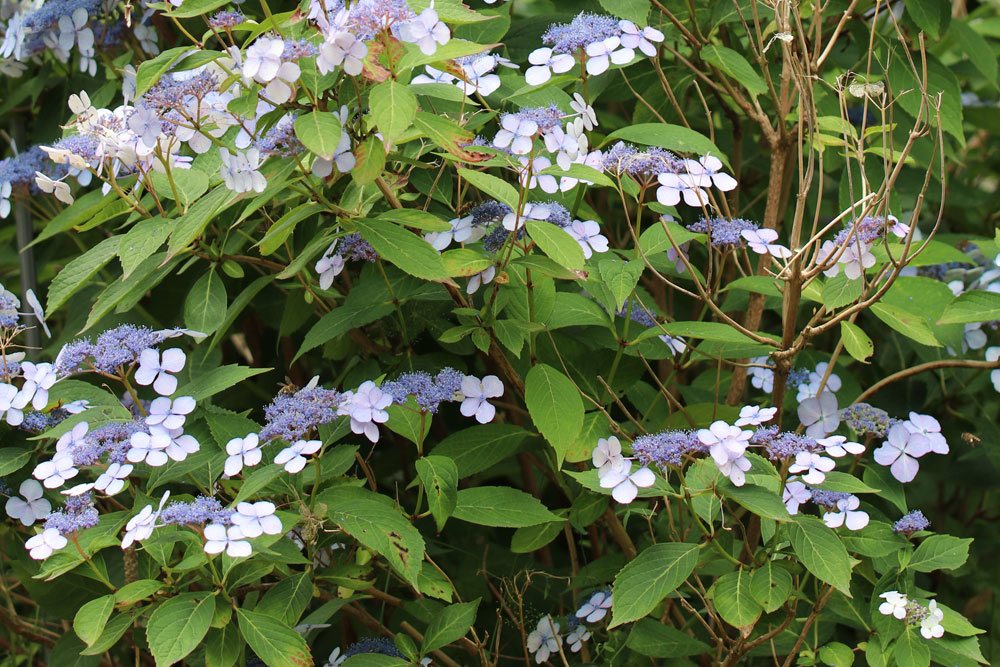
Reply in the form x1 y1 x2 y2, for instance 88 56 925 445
0 0 998 665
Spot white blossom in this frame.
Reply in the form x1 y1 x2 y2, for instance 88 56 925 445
878 591 909 619
32 453 79 489
315 243 346 289
467 266 496 294
783 479 810 514
274 439 323 474
618 20 664 57
567 220 610 259
817 435 865 458
741 228 791 259
797 391 840 438
231 501 282 538
576 590 612 623
788 451 836 485
5 479 51 526
397 5 450 56
225 433 263 477
26 528 68 560
599 462 656 503
494 115 538 155
135 348 186 396
735 405 777 427
920 601 945 639
822 494 869 530
873 423 931 483
220 148 267 194
584 36 633 76
146 396 196 430
526 616 562 664
204 522 252 558
121 491 169 549
903 412 948 455
93 462 133 496
592 436 626 476
459 375 503 424
127 429 171 467
318 30 367 76
338 381 392 443
656 172 710 208
34 172 74 205
525 47 575 86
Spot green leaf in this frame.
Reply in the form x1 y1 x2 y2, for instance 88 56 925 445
526 220 585 270
713 569 763 628
749 562 793 613
114 579 163 605
256 573 313 626
525 364 584 466
294 111 343 159
908 535 972 572
821 274 862 309
321 488 425 585
598 258 644 311
935 602 985 637
47 236 120 313
892 627 931 667
415 456 459 532
719 482 791 522
184 270 228 336
422 599 480 653
135 47 190 96
596 0 649 24
205 624 243 667
80 612 137 655
812 471 880 494
259 203 324 255
610 543 700 627
870 302 941 347
605 123 727 164
150 168 209 209
453 487 560 527
369 80 417 143
297 301 394 361
118 217 171 278
457 168 520 211
701 44 767 98
430 424 529 477
938 290 1000 324
168 186 234 257
176 365 271 401
73 595 115 647
787 516 853 594
353 218 449 281
840 321 874 362
0 448 31 476
236 608 313 667
147 592 215 666
626 618 711 658
510 520 564 553
927 636 988 666
412 112 476 160
819 642 856 667
904 0 949 39
158 0 232 17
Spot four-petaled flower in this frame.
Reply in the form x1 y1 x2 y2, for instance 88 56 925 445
525 47 575 86
788 451 835 485
735 405 777 427
567 220 610 259
33 452 79 489
204 523 252 558
526 616 561 664
878 591 908 619
741 228 791 259
26 528 68 560
576 590 612 623
135 348 186 396
146 396 196 430
231 501 282 538
656 172 710 208
397 5 450 56
920 601 945 639
225 433 263 477
121 491 170 549
599 462 656 503
460 375 504 424
782 479 810 515
5 479 51 526
873 423 931 483
274 439 323 473
797 392 840 438
339 381 392 442
592 437 625 476
822 494 869 530
494 114 538 155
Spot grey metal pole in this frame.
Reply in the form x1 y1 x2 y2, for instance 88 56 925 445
12 116 41 351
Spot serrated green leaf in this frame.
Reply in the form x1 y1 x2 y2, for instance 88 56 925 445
610 543 700 627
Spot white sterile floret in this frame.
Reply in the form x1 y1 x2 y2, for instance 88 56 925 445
467 266 496 295
576 590 612 622
134 348 186 396
656 172 710 208
873 423 931 483
816 435 864 458
315 242 346 289
570 93 599 131
567 220 610 259
231 501 282 538
797 391 840 438
788 451 836 485
526 616 562 664
525 47 575 86
0 382 31 426
127 429 171 467
903 412 949 455
121 491 170 549
460 375 504 424
274 439 323 474
584 36 633 76
33 452 79 489
502 202 550 231
24 289 50 337
618 20 664 56
34 172 74 205
56 421 88 453
146 395 196 430
162 427 200 462
338 381 392 442
318 30 367 76
782 479 810 514
878 591 909 619
204 522 252 558
599 462 656 503
5 479 51 526
424 215 482 251
225 433 263 477
25 528 68 560
741 228 791 259
735 405 777 427
94 462 133 496
494 114 538 155
592 436 625 476
397 4 450 56
822 494 869 530
920 601 945 639
685 155 737 191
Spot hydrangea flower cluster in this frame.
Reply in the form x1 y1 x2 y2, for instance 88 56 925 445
816 215 909 280
878 591 945 639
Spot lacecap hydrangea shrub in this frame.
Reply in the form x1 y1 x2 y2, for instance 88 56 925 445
0 0 998 664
